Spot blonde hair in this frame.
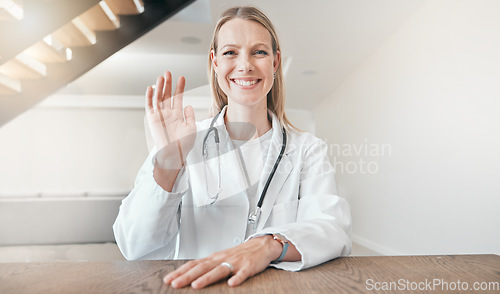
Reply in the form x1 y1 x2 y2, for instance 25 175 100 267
208 6 298 131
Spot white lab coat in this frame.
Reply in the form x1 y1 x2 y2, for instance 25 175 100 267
113 106 351 271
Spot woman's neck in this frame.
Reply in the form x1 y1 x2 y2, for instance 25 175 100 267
224 103 271 140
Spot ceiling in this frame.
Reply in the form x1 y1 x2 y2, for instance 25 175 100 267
54 0 425 110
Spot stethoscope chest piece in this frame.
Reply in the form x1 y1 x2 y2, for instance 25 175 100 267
248 207 262 229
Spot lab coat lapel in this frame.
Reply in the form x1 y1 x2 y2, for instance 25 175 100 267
256 113 295 231
214 107 249 200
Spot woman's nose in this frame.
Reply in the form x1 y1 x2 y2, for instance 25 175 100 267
237 55 254 73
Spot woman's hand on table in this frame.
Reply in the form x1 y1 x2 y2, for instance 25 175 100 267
163 235 282 289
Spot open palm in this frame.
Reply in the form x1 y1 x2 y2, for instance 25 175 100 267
146 71 196 170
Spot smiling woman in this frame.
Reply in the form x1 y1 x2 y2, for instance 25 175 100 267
211 18 278 113
208 7 291 131
113 6 351 289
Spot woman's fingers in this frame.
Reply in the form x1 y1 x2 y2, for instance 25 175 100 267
145 86 154 112
228 268 250 287
172 75 185 111
163 260 198 284
167 261 234 289
154 75 165 110
183 105 196 127
149 71 185 112
170 261 215 288
162 71 173 107
191 263 233 289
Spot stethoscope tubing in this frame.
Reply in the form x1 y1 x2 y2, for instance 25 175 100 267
256 127 286 209
201 110 287 223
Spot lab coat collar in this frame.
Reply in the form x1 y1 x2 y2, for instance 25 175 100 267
212 105 228 128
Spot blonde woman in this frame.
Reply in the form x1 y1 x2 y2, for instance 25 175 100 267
113 6 351 289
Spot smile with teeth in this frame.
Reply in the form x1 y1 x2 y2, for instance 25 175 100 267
231 79 261 87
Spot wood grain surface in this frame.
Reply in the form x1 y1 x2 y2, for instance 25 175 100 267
0 255 498 293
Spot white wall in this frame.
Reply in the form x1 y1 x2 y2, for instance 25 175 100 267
0 106 148 195
315 0 500 255
0 103 150 245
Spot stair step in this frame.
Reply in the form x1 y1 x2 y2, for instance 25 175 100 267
0 0 23 21
106 0 144 15
79 1 120 31
52 18 97 47
0 53 47 79
24 36 72 63
0 73 21 95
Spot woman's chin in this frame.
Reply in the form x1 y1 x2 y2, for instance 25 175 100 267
227 96 267 108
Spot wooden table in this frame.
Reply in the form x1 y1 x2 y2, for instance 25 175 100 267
1 255 498 293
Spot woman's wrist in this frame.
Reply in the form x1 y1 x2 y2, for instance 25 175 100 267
155 143 185 170
153 164 181 192
270 234 289 262
259 234 284 263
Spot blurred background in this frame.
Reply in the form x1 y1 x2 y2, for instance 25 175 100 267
0 0 498 262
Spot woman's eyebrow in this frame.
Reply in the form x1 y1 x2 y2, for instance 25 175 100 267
220 42 271 51
220 44 238 50
252 42 271 49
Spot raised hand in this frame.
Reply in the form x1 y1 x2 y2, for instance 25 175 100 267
146 71 196 171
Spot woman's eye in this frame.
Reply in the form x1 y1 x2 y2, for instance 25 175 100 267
255 50 268 56
223 51 235 56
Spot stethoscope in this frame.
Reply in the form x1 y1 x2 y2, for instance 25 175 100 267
202 110 287 229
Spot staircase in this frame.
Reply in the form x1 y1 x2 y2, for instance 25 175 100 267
0 0 195 127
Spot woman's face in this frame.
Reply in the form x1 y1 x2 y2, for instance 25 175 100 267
212 18 280 109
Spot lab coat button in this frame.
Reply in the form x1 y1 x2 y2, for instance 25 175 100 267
233 237 242 245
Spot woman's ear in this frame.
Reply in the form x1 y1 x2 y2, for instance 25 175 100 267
273 50 281 72
211 50 218 72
